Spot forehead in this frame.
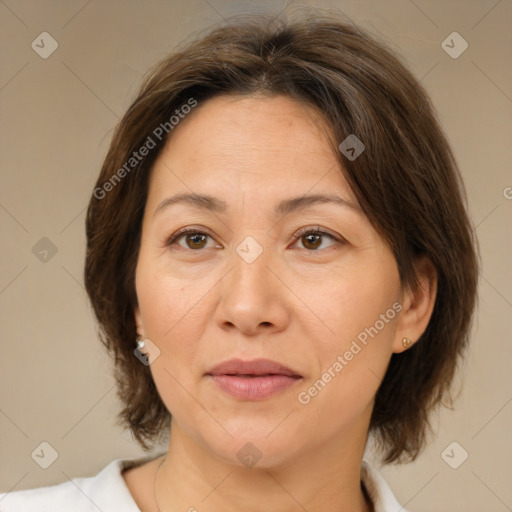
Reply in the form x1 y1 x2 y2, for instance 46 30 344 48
147 94 357 205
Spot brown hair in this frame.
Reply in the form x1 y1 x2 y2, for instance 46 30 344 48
84 12 479 464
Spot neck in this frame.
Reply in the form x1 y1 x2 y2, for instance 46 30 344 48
154 423 373 512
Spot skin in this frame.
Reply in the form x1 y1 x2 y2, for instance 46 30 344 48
124 94 437 512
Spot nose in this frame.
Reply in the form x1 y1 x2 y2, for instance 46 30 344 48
213 237 291 337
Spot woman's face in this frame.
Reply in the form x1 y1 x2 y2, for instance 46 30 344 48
134 94 408 467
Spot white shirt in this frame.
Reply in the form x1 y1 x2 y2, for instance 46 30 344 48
0 458 409 511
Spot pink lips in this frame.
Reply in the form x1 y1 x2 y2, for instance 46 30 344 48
206 358 302 400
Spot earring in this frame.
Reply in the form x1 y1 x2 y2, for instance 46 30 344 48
402 337 412 349
136 336 145 350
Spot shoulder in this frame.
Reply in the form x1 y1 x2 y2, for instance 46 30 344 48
0 459 142 512
361 460 410 512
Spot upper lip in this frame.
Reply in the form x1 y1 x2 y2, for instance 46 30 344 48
206 358 302 378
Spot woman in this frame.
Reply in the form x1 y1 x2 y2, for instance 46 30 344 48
0 12 478 512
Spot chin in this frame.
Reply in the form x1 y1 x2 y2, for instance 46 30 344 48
198 422 307 470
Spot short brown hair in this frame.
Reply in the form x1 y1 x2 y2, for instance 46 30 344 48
84 13 479 464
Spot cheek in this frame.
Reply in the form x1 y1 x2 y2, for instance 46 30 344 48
135 265 209 382
137 256 207 339
295 309 395 442
292 257 400 350
292 257 399 413
137 274 209 421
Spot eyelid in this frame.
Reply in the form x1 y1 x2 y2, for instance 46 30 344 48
163 225 216 247
292 225 341 241
290 226 345 250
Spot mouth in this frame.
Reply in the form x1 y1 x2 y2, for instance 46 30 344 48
205 358 303 401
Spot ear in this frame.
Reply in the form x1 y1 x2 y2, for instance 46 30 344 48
134 304 145 339
393 254 438 353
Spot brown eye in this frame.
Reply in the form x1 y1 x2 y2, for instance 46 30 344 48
293 228 340 252
301 232 323 250
166 228 217 251
183 233 208 249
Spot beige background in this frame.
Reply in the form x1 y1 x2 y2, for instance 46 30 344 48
1 1 511 510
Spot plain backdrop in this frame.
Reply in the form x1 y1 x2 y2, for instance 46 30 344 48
1 1 511 511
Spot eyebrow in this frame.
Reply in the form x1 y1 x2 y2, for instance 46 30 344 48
153 192 363 218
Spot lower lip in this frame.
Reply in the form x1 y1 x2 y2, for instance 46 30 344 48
208 374 301 400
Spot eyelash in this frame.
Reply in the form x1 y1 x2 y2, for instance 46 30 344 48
164 226 343 252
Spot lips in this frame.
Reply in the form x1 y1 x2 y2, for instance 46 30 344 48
207 358 302 378
206 358 303 400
